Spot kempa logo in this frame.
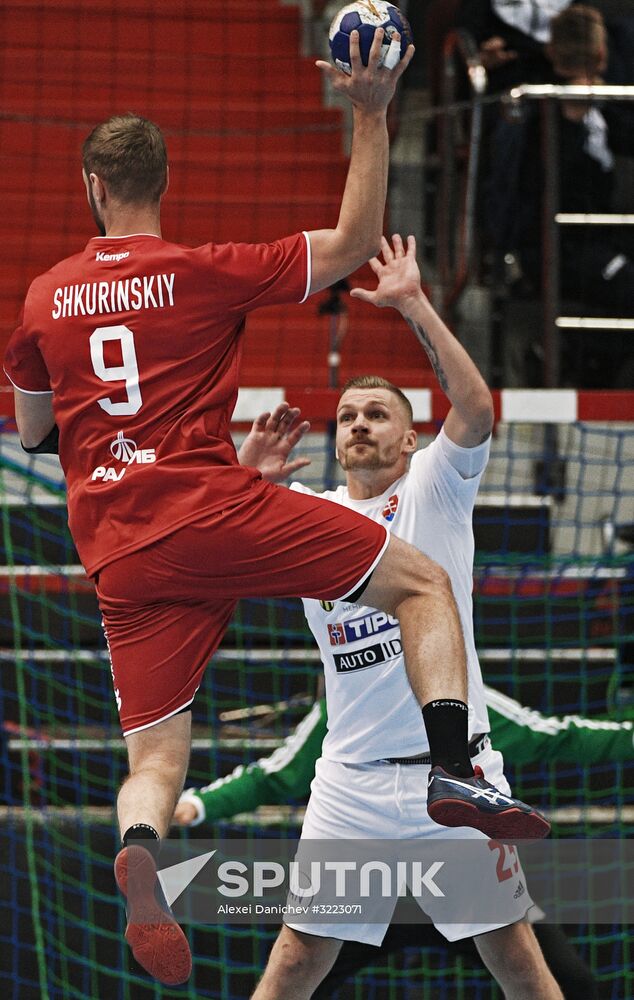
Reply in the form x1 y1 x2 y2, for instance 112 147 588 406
96 250 130 262
91 431 156 481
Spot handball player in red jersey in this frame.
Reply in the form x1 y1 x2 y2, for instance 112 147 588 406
4 30 547 988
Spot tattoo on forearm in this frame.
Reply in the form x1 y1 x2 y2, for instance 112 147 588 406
406 318 449 393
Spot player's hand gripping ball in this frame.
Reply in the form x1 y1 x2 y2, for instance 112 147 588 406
329 1 413 75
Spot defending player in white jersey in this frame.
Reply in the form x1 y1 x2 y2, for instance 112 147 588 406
244 235 562 999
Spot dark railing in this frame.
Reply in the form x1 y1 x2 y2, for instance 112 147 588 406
434 70 634 386
502 84 634 385
437 29 487 310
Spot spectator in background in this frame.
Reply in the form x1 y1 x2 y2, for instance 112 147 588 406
457 0 634 92
483 5 634 386
456 0 575 92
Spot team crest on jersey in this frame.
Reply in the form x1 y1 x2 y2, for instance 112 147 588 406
382 494 399 521
110 431 137 462
320 600 335 612
327 623 346 645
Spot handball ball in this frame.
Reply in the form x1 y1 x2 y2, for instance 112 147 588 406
329 1 413 75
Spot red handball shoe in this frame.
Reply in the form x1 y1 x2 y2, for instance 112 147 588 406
114 844 192 985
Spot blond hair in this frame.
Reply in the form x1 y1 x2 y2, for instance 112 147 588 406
340 375 413 425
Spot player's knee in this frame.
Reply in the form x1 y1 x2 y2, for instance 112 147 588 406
273 950 319 983
388 538 451 594
486 948 536 992
478 925 553 992
369 537 454 614
125 712 191 777
390 557 454 618
127 743 188 782
408 551 453 598
506 946 540 986
270 933 335 985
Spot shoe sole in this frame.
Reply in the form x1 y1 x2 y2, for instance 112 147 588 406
114 845 192 985
427 800 551 841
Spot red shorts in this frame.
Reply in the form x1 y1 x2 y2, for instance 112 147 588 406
95 480 388 736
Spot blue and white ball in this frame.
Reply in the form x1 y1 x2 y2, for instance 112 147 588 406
329 1 413 75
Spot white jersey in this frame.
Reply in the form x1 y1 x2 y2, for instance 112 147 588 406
290 427 491 763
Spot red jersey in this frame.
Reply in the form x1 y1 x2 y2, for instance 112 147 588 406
4 232 309 576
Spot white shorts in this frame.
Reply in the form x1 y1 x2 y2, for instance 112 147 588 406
286 744 533 945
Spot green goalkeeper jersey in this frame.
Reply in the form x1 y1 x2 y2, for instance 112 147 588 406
180 689 634 825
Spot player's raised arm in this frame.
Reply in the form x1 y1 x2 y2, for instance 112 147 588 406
306 29 414 295
351 234 493 447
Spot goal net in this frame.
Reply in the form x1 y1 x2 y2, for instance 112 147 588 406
1 391 632 999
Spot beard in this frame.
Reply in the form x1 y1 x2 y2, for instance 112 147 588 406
339 439 399 472
88 186 106 236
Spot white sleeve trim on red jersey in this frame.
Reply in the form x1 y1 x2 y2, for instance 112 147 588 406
300 231 312 304
3 369 53 395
